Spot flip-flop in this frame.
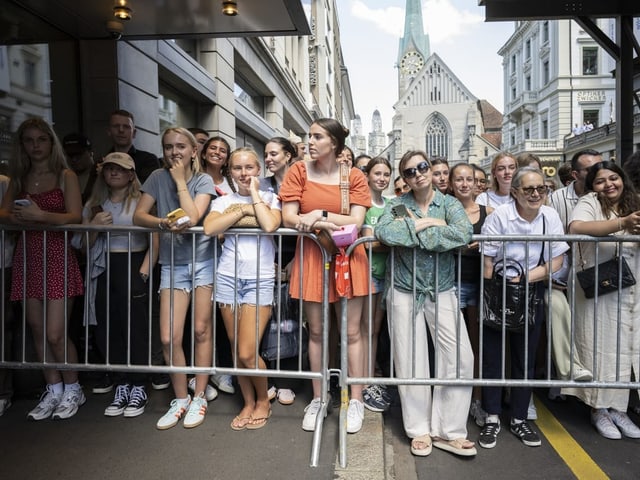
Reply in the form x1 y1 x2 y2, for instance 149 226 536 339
246 409 272 430
432 437 477 457
277 388 296 405
230 416 251 431
410 435 432 456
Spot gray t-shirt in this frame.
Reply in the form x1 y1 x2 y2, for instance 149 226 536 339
141 169 215 265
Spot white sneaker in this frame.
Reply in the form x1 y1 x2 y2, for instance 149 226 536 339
0 398 12 416
302 398 324 431
573 367 593 382
211 374 235 394
608 409 640 438
157 397 190 430
346 399 365 434
591 409 621 439
52 386 86 420
183 392 208 428
27 385 62 421
268 385 277 401
188 377 218 402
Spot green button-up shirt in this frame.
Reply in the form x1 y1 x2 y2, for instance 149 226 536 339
375 190 472 306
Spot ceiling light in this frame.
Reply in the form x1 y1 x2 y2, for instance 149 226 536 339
222 1 238 16
114 0 132 21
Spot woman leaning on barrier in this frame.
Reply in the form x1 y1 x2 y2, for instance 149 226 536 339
279 118 371 435
133 127 215 431
0 117 85 421
564 160 640 440
479 167 568 450
375 150 477 458
204 147 282 431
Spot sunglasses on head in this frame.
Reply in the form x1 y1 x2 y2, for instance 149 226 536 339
402 161 430 179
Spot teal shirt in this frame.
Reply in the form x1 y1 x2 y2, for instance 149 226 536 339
375 190 472 305
364 200 387 279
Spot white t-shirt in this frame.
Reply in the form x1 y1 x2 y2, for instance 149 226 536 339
476 190 514 209
210 190 281 279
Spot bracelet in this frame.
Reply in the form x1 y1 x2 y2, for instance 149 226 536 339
253 201 266 206
158 222 165 230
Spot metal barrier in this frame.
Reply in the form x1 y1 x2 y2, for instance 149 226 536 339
0 224 332 467
3 224 639 467
337 234 640 466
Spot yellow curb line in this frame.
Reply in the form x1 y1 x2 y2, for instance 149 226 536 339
534 396 609 480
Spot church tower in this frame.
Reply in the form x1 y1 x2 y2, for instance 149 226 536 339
397 0 430 96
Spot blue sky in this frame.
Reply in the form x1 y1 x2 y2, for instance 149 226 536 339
335 0 515 133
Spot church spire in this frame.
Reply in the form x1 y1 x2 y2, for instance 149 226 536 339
398 0 430 62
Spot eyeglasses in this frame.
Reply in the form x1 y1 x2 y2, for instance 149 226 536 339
402 161 430 179
520 186 549 196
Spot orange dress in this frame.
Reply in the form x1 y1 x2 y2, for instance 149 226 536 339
279 161 371 303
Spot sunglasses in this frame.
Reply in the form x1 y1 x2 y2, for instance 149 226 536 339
402 161 430 179
520 186 549 196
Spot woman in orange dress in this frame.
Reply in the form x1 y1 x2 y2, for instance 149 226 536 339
279 118 371 434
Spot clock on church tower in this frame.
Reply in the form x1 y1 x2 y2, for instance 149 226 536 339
400 50 424 75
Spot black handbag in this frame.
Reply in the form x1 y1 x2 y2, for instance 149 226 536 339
576 243 636 299
482 260 538 332
260 282 308 362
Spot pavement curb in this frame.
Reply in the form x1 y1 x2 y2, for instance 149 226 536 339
334 409 386 479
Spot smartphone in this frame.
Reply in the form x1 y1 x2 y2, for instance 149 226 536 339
391 204 410 218
14 199 31 207
166 208 190 226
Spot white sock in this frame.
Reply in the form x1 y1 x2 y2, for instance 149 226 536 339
512 418 524 425
64 382 81 391
51 382 64 395
486 414 500 424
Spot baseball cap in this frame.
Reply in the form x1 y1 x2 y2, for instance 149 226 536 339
62 133 92 155
102 152 135 170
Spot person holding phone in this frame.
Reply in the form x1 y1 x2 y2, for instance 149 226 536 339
0 117 85 421
133 127 215 430
375 150 476 458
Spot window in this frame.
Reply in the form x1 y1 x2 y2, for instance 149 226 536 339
542 119 549 138
542 61 550 85
525 39 531 59
542 21 549 43
425 115 449 158
524 127 530 140
24 60 37 90
525 75 531 91
583 47 598 75
584 110 599 128
511 87 517 100
511 54 517 74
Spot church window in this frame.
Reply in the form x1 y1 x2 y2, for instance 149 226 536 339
425 116 449 158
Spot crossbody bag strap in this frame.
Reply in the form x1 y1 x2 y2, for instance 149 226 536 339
537 215 546 266
339 162 350 215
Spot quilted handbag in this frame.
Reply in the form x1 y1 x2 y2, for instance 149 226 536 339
576 255 636 299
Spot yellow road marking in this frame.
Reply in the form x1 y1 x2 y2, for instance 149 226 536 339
534 396 609 480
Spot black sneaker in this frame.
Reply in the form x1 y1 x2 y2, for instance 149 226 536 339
92 374 114 394
151 373 170 390
104 384 130 416
510 420 541 447
478 421 501 449
363 385 390 413
124 385 148 418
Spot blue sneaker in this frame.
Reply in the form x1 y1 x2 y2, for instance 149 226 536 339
363 385 390 413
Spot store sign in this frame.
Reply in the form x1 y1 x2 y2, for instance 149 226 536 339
577 90 606 102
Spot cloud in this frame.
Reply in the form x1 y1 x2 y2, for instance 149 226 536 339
349 0 484 44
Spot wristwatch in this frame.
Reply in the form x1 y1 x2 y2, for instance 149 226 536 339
322 210 328 221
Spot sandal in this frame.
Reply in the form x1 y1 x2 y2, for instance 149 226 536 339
246 409 272 430
230 416 251 431
432 437 477 457
277 388 295 405
410 435 432 457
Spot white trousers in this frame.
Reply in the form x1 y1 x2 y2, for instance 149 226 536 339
387 288 473 440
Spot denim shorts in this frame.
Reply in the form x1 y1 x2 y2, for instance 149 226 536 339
371 276 385 295
215 273 274 306
159 260 214 292
457 282 479 309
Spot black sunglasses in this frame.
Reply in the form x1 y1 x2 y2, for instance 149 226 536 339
402 161 430 179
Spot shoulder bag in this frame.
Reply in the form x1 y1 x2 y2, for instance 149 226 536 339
576 241 636 299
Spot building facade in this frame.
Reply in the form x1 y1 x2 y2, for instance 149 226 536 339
0 1 354 166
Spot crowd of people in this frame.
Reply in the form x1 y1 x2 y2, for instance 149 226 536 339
1 114 639 461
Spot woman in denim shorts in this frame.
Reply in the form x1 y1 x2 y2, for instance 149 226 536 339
204 147 282 431
134 127 215 431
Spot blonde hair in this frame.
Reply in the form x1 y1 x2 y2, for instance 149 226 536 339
489 151 516 191
86 165 142 214
161 127 201 174
9 118 69 195
228 147 260 168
